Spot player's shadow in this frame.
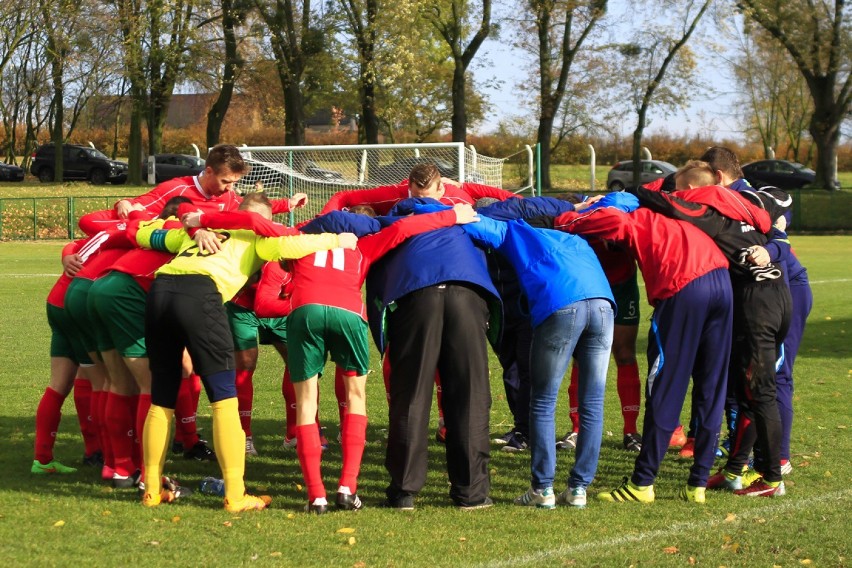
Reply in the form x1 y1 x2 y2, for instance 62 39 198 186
7 417 500 510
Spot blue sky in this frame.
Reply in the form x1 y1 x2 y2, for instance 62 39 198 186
470 1 745 142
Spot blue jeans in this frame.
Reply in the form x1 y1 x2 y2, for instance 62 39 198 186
528 299 613 490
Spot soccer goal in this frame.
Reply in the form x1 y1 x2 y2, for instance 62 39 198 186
234 142 530 224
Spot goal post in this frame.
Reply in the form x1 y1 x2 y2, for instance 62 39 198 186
234 142 520 224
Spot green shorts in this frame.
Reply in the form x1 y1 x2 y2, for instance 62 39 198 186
47 303 92 364
286 304 369 382
88 271 148 358
611 272 640 326
65 278 104 355
226 302 288 351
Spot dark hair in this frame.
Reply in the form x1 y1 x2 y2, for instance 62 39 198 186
349 204 377 217
159 196 192 219
408 163 441 189
238 192 272 211
699 146 743 180
206 144 247 175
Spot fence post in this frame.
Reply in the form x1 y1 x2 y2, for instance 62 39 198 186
588 144 596 193
67 197 74 239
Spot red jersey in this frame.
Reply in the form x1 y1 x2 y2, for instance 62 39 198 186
289 209 460 318
105 219 183 292
117 175 242 216
320 180 518 215
254 262 293 318
554 207 729 306
47 231 126 307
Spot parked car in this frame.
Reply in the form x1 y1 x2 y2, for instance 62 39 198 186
0 162 25 182
606 159 677 191
304 160 344 181
143 153 205 183
30 143 128 185
740 159 837 190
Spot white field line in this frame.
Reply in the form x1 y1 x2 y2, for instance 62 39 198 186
4 274 61 278
471 489 852 568
5 274 852 284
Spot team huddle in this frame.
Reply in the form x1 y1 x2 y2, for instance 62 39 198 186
32 144 810 513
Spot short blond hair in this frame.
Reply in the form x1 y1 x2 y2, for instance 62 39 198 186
675 160 716 190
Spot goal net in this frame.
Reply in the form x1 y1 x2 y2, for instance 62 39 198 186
234 142 513 224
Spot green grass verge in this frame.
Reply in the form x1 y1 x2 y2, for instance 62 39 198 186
0 237 850 567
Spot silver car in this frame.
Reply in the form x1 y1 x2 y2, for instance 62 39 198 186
606 159 677 190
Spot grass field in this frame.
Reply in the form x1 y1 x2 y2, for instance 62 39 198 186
0 236 850 567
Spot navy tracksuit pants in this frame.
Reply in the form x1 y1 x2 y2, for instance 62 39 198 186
631 268 733 488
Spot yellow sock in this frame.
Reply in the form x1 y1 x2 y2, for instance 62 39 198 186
143 405 174 495
211 397 246 502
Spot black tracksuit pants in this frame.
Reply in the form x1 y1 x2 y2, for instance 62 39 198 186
384 283 492 506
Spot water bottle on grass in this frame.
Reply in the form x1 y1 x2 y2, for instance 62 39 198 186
199 477 225 496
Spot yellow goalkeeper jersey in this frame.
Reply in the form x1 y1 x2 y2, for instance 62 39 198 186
136 225 342 303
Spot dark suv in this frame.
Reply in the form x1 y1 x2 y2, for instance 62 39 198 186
30 143 128 185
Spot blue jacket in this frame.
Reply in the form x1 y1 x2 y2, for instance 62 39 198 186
463 200 614 328
364 198 501 353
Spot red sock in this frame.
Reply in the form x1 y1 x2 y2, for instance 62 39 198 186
92 389 113 469
339 413 367 493
174 376 200 448
334 367 348 426
135 394 152 461
189 372 202 413
281 368 297 440
235 368 254 437
72 378 99 456
295 423 325 501
568 365 580 433
382 354 391 403
106 392 137 476
617 361 641 434
34 387 66 464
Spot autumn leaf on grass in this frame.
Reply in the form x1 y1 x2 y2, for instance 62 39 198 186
724 513 737 522
337 527 356 534
347 537 356 546
53 520 65 527
662 546 678 554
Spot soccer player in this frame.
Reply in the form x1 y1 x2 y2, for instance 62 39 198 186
136 192 356 512
560 242 643 453
370 195 500 510
700 147 811 475
32 242 109 475
629 164 793 497
463 196 615 509
552 193 733 504
282 202 482 513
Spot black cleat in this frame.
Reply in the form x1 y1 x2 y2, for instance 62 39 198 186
335 492 364 511
183 441 216 461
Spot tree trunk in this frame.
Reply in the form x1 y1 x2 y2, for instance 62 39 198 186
451 62 466 143
206 0 241 148
127 88 145 185
537 112 555 191
361 64 380 144
49 59 64 181
809 84 841 189
631 107 647 189
283 81 305 146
